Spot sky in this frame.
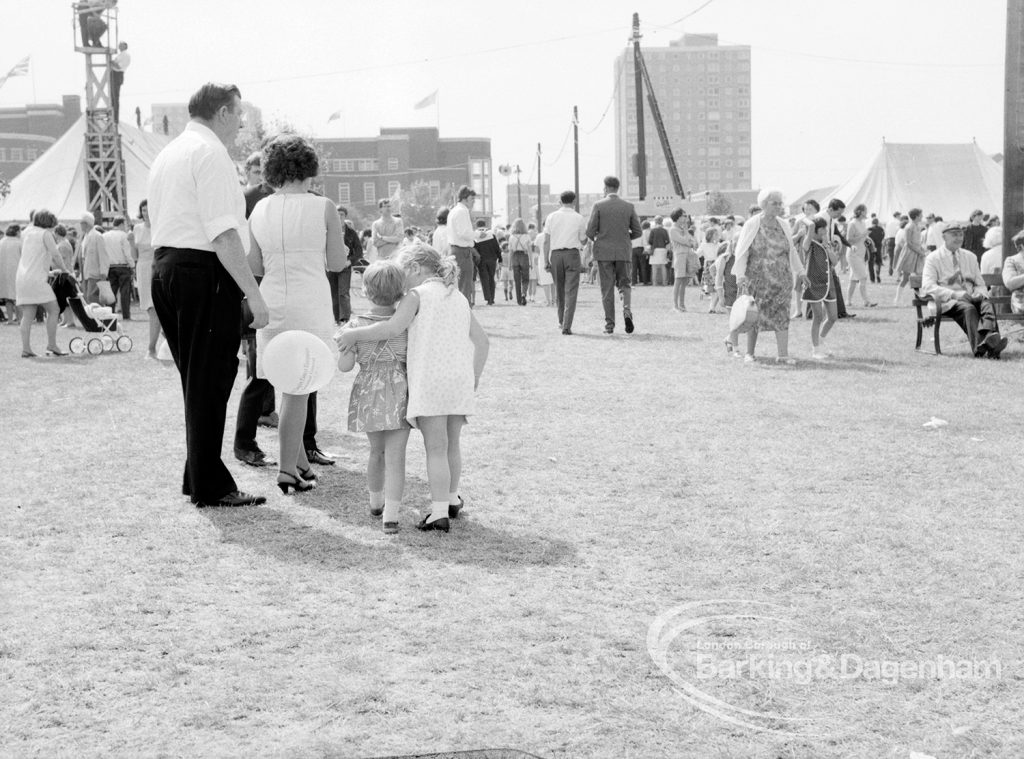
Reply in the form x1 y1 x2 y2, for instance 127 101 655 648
0 0 1010 218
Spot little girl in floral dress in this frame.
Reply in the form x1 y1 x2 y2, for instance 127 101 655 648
337 260 411 534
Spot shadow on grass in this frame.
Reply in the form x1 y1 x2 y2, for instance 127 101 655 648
304 466 578 569
568 332 695 342
199 508 391 571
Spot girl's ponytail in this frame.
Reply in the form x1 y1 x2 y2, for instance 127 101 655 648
437 254 459 290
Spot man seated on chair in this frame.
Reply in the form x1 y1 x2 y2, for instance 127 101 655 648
922 221 1008 358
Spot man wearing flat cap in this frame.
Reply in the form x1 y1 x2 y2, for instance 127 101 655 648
922 221 1008 358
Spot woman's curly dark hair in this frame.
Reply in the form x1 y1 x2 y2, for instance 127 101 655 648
262 134 319 188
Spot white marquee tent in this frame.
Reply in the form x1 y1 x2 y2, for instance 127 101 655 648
0 117 171 224
823 142 1003 220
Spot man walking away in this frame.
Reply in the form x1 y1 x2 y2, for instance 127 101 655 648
586 176 641 334
543 190 587 334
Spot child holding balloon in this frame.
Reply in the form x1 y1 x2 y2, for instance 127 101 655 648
337 260 412 534
337 242 490 534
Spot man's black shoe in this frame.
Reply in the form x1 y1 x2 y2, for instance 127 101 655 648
562 328 572 335
624 310 634 334
603 326 614 334
306 447 336 466
196 491 267 508
234 448 276 467
983 333 1008 357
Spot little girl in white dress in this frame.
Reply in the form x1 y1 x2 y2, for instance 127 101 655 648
336 242 489 533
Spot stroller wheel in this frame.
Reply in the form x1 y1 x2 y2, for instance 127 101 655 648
69 337 85 355
100 334 114 352
87 338 103 355
116 335 133 352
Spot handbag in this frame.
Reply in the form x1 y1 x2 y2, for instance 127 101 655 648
96 279 115 305
729 293 759 333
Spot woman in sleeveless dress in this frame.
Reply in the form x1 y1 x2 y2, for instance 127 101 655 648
15 210 69 357
844 204 876 308
130 200 162 357
247 135 348 493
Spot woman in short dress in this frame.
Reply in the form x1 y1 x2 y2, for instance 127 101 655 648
844 203 876 308
130 199 161 357
247 135 347 493
732 189 808 364
15 210 69 357
893 208 926 306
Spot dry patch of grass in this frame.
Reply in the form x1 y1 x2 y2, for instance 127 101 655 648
2 281 1023 758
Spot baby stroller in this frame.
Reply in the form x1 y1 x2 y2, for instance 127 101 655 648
50 272 133 355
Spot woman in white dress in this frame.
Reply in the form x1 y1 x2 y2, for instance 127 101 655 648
247 135 348 493
15 210 69 357
0 224 22 324
844 204 876 308
130 200 161 357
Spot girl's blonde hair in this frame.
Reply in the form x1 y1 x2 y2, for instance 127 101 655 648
361 259 406 306
510 217 527 235
397 241 458 289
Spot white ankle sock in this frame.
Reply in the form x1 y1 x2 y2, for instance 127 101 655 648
369 491 384 509
428 501 449 523
382 500 400 523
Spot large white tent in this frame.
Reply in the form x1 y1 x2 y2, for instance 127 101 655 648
0 117 170 224
823 142 1002 219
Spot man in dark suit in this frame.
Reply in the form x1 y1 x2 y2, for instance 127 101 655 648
586 176 642 334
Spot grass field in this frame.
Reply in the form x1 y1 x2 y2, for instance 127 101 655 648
2 279 1022 759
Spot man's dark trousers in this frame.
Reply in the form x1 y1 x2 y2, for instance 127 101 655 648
108 264 134 319
151 248 240 502
597 259 631 330
451 245 475 303
631 247 649 285
327 267 353 323
551 249 581 331
234 337 276 454
945 297 1000 353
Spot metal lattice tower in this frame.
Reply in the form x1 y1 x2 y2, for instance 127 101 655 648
73 2 127 223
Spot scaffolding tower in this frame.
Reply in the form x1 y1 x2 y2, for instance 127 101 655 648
73 2 127 224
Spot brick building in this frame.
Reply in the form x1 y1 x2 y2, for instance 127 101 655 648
0 95 82 180
314 127 492 221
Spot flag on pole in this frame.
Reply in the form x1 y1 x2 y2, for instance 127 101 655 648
327 110 342 122
413 90 438 110
0 56 30 90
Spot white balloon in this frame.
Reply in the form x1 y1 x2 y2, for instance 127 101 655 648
262 330 336 394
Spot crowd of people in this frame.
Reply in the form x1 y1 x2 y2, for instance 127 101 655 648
4 79 1022 527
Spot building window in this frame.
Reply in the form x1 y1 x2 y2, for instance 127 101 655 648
363 182 375 203
387 181 401 199
11 148 24 162
330 159 342 173
358 159 378 172
340 159 356 172
387 157 399 171
26 149 38 161
0 148 6 160
429 181 441 201
338 183 350 204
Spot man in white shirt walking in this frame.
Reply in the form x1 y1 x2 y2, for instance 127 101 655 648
102 217 134 319
447 185 477 303
922 222 1007 358
542 190 588 334
148 83 269 508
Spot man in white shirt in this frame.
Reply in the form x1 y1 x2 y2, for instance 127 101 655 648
447 185 477 303
543 190 588 334
102 217 134 319
883 211 901 275
148 82 269 508
922 222 1007 358
110 42 130 123
925 214 946 251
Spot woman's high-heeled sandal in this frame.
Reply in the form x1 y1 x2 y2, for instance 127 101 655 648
277 471 314 494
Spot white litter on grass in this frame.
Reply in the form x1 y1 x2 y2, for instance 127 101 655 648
922 417 948 430
909 752 937 759
548 457 557 462
969 437 984 443
952 725 973 736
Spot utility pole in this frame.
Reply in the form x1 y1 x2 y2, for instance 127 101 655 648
632 12 646 200
536 143 542 230
573 105 580 212
1004 0 1024 254
516 164 523 220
